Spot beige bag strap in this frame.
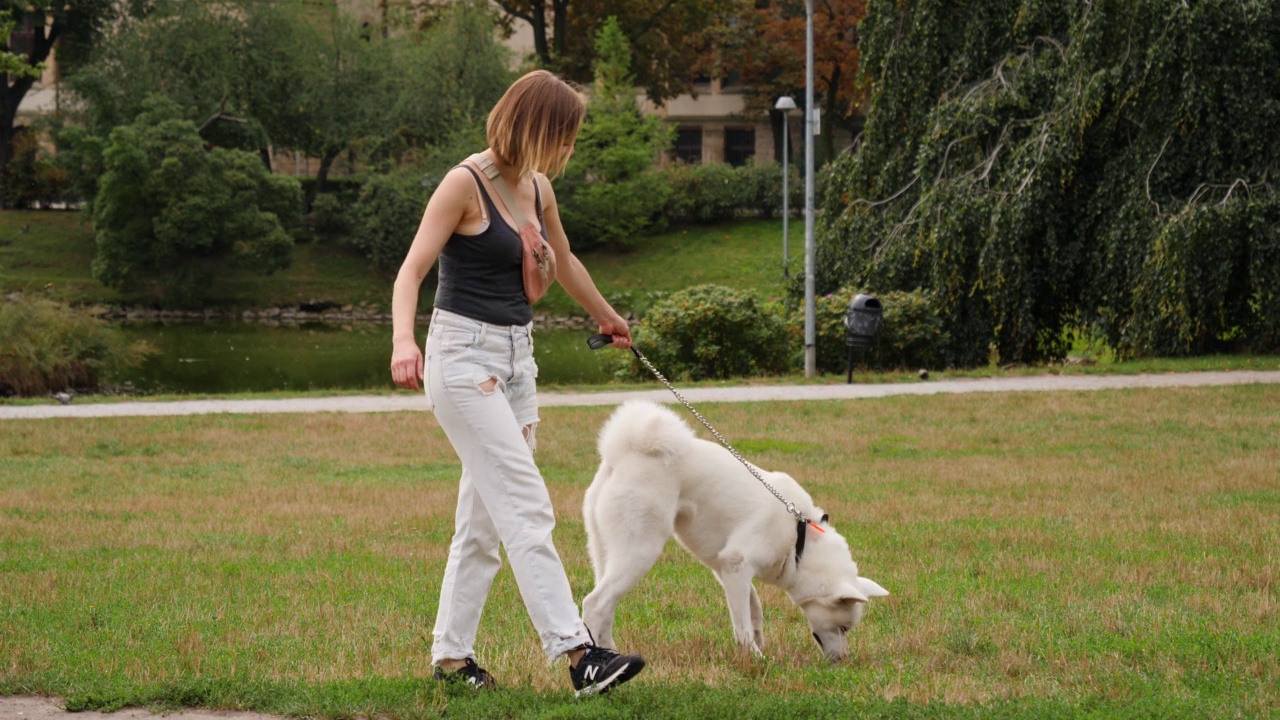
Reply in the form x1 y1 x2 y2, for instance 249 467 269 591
468 153 538 229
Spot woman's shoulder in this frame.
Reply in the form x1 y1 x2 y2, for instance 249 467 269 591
532 171 557 198
432 165 482 206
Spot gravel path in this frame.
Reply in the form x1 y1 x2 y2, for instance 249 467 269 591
3 370 1279 421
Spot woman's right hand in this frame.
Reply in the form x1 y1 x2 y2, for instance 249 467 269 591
390 338 424 391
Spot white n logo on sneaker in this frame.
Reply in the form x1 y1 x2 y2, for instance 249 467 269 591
582 665 599 682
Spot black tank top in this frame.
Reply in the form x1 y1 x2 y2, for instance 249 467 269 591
433 166 546 326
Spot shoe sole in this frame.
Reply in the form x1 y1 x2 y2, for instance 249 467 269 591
573 658 645 698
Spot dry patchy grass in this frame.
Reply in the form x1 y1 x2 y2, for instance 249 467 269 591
1 386 1277 713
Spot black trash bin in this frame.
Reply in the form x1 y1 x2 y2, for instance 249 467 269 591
844 294 883 382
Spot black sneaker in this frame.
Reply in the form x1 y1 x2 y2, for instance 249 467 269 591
569 645 645 697
433 658 496 690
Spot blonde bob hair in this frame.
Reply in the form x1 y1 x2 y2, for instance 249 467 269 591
486 70 586 179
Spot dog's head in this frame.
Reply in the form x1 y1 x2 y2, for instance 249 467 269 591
799 575 889 661
793 517 889 661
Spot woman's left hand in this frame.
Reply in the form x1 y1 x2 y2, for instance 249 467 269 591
597 314 631 349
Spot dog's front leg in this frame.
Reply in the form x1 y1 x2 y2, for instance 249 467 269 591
715 555 764 656
749 585 764 651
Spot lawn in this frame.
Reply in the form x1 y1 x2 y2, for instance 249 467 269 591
1 386 1277 718
0 210 392 310
0 210 790 315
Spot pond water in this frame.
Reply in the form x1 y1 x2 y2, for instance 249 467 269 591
113 322 614 394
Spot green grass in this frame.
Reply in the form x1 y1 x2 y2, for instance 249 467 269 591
538 219 795 317
2 387 1278 718
0 210 790 315
0 210 392 309
0 211 107 303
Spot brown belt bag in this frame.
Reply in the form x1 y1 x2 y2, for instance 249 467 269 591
468 154 558 305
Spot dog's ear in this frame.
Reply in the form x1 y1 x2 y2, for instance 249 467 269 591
856 576 889 599
835 581 870 605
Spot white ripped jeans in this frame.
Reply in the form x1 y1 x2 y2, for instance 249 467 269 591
424 308 592 663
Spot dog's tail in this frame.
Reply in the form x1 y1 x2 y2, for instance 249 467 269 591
598 400 696 465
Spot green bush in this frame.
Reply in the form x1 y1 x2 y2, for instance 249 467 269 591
51 124 106 207
0 297 154 397
298 176 364 207
558 172 671 250
308 192 355 243
656 162 800 225
662 162 742 223
610 284 791 381
347 170 433 270
739 162 795 220
91 97 301 305
3 129 76 209
797 287 950 373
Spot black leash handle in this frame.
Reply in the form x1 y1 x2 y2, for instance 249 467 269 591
586 333 618 351
585 333 820 534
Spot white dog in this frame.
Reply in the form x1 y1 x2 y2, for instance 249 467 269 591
581 401 888 661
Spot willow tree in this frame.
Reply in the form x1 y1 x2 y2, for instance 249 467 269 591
818 0 1280 364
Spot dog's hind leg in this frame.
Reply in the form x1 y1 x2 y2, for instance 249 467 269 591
581 522 668 650
582 467 607 575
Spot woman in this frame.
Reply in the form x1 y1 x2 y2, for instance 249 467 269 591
389 70 643 696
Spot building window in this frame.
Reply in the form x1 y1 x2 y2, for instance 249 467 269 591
8 16 35 59
725 127 756 167
675 127 703 164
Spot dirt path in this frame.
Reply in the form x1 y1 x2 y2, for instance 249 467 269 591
0 695 280 720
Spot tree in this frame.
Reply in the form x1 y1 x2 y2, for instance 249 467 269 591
280 3 396 204
66 1 290 155
818 0 1280 364
721 0 869 162
65 0 507 205
383 0 514 171
1 0 117 204
0 11 39 77
558 17 673 250
92 98 301 304
490 0 741 104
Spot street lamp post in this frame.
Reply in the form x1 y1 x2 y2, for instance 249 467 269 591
804 0 816 377
774 96 797 282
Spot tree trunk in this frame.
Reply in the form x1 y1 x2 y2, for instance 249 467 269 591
0 111 12 209
551 0 569 63
2 10 61 209
0 81 31 210
306 146 343 211
531 4 549 66
821 65 842 165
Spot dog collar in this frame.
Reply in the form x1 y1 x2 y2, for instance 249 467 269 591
794 519 807 565
793 514 830 566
